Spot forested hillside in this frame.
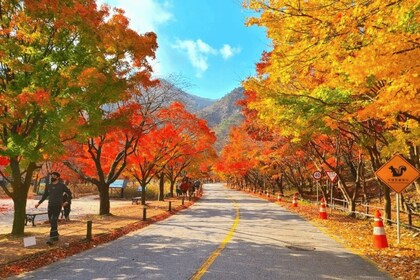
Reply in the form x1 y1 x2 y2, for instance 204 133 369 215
159 79 216 112
196 87 244 151
156 80 244 152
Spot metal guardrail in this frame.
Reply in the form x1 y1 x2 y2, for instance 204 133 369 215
308 197 420 233
232 185 420 233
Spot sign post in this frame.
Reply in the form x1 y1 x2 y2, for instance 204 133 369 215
375 154 420 243
325 171 337 210
396 193 400 243
312 171 322 203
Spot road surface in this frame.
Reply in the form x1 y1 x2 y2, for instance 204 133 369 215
10 183 392 280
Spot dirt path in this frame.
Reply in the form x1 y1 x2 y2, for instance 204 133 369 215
0 195 129 234
0 196 192 271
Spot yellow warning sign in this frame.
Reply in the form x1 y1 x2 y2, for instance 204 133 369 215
375 154 420 193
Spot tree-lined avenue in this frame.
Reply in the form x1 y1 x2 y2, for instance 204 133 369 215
13 183 392 280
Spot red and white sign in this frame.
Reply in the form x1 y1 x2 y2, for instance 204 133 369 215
325 171 337 182
312 171 322 180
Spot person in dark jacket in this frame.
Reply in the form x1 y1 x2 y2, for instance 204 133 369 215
35 172 72 245
62 192 71 221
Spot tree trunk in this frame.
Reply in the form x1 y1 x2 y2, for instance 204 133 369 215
158 173 165 201
11 191 28 236
367 146 392 224
408 144 419 194
277 174 284 196
98 184 111 215
336 178 356 218
383 184 392 224
348 199 356 216
361 167 368 204
10 161 37 236
141 183 147 206
169 180 175 197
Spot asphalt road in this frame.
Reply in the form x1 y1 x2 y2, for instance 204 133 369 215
10 183 393 280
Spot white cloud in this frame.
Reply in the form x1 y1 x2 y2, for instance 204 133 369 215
197 39 218 55
99 0 173 34
97 1 241 79
173 39 217 77
220 44 241 60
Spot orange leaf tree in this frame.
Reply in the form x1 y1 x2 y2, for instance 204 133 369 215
158 102 217 197
215 125 262 188
0 1 157 233
128 123 182 205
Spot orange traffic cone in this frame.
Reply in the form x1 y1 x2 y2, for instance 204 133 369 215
292 193 298 207
319 198 327 219
373 210 388 249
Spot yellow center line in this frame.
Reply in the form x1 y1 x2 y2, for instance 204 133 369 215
190 199 240 280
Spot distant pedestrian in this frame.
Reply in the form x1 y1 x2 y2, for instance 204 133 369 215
193 180 201 195
62 192 71 221
35 172 72 245
175 181 183 197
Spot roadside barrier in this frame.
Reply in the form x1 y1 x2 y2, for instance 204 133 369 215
292 193 298 207
373 210 388 249
86 220 92 241
319 198 328 219
142 206 147 221
231 184 419 234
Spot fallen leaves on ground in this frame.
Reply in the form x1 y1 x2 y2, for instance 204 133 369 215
0 197 198 279
1 191 419 279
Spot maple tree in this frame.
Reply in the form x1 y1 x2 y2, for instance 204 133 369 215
215 125 261 188
128 124 181 205
153 102 216 200
0 1 157 234
63 78 193 213
307 133 368 215
63 126 138 215
163 161 188 195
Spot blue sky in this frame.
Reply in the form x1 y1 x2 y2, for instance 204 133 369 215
99 0 270 100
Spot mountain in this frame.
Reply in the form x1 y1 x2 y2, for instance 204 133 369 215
176 91 216 113
159 79 216 112
196 87 244 151
157 79 244 152
197 87 243 126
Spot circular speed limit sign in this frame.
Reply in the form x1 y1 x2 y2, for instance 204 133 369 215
313 171 322 180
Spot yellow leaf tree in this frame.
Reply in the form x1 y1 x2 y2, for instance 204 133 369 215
242 0 419 220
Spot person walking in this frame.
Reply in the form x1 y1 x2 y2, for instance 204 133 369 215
62 192 71 221
35 172 72 245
